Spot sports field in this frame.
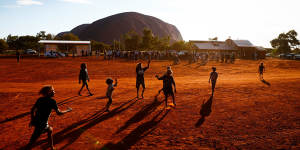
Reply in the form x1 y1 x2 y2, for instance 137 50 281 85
0 57 299 150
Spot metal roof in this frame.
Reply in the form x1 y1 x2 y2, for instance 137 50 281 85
39 40 91 44
232 40 254 47
193 42 236 50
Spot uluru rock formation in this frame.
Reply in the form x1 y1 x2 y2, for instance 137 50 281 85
58 12 183 44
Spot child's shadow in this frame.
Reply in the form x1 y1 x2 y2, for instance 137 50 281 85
195 96 213 127
261 79 271 86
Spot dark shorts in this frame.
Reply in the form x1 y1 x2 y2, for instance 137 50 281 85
136 79 145 88
259 71 263 74
163 88 174 96
34 123 51 134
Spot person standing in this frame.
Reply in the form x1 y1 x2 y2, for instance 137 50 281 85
16 50 20 63
209 67 218 95
258 62 265 80
136 60 150 98
78 63 93 96
26 85 72 150
105 78 118 112
155 68 176 108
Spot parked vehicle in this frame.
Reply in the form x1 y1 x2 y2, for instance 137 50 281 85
295 54 300 60
25 49 37 54
45 51 65 57
266 53 272 57
279 53 295 59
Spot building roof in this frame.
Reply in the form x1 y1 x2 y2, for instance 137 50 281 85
193 41 236 50
39 40 91 44
256 46 266 51
232 40 254 47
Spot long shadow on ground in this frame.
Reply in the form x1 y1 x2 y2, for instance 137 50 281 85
0 96 79 125
37 97 138 150
115 97 163 134
101 109 170 150
261 79 271 86
195 95 213 127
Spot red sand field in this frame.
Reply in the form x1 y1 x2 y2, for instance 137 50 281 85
0 57 299 150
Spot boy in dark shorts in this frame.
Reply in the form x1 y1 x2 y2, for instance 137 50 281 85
27 85 72 150
258 62 265 80
105 78 118 112
209 67 218 95
78 63 93 96
155 69 176 108
136 60 150 98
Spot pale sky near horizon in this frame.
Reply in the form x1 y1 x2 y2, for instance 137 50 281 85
0 0 299 48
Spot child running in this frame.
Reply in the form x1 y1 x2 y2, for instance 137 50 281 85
208 67 218 95
26 85 72 150
258 62 265 80
78 63 93 96
136 60 150 98
155 68 176 108
105 78 118 112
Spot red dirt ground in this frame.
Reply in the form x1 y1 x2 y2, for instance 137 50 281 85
0 57 299 150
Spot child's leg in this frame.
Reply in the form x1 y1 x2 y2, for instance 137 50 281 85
46 127 54 150
141 81 146 98
106 97 112 111
136 83 140 98
164 92 168 107
141 86 145 98
171 92 176 106
212 81 216 94
78 82 85 95
27 127 42 148
85 83 93 95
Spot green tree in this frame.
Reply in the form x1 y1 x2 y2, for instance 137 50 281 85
0 39 9 53
141 28 153 50
55 33 80 41
17 35 39 50
92 40 110 51
124 31 142 50
270 30 300 54
6 34 19 50
36 31 47 40
55 33 80 51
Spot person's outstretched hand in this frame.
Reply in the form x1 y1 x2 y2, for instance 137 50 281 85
67 107 72 112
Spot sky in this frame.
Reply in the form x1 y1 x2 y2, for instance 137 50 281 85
0 0 299 48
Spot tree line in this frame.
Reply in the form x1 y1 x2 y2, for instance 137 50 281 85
270 29 300 54
0 29 194 54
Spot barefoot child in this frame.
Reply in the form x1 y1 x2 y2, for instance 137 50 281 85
78 63 93 96
155 69 176 107
105 78 118 112
27 85 72 150
136 60 150 98
209 67 218 95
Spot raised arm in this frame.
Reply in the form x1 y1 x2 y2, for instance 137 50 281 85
55 107 72 116
155 75 164 80
114 78 118 87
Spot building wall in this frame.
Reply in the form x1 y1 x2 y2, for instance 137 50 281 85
76 45 90 56
45 44 58 52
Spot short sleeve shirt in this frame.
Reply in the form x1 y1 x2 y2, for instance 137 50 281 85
33 97 58 126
